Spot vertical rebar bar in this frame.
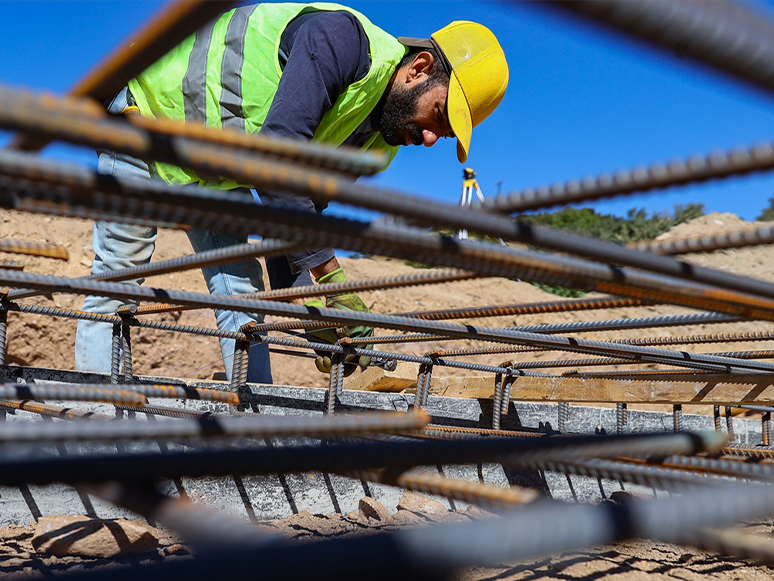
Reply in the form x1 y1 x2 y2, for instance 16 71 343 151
558 402 569 433
415 363 433 411
327 354 344 415
121 324 133 382
763 412 771 447
673 404 683 433
0 306 8 366
714 405 722 431
726 406 735 440
492 373 503 430
231 340 250 412
501 374 514 417
110 323 121 384
616 403 628 435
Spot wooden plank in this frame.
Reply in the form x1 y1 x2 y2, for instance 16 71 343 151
345 362 419 392
435 373 774 405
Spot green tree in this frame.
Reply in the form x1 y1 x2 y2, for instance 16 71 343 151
757 197 774 221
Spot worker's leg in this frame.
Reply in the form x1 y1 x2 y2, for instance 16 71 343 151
186 229 273 384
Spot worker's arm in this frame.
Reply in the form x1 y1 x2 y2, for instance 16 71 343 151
257 10 371 289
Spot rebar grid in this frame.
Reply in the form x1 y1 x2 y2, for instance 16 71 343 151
5 2 774 576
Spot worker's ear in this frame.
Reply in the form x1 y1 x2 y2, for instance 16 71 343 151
405 51 435 85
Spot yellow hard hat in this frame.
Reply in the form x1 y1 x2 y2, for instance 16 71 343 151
399 22 508 162
433 22 508 163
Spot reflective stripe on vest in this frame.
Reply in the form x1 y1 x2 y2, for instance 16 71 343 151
129 2 404 187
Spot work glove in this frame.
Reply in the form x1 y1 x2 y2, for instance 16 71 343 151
304 268 374 375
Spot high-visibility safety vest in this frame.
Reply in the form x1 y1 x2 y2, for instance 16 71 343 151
128 2 407 188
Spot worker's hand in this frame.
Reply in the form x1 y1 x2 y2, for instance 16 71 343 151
304 268 373 375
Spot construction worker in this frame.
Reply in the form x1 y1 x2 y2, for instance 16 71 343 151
75 2 508 382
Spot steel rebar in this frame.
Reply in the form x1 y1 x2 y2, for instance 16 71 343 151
0 410 431 444
0 431 728 487
555 0 774 100
0 239 68 260
632 222 774 255
3 271 774 376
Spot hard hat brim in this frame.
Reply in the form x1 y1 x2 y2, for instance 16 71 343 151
447 72 472 164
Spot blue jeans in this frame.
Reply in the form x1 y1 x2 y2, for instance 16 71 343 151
74 89 272 384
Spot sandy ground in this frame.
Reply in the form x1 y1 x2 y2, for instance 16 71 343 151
3 209 774 578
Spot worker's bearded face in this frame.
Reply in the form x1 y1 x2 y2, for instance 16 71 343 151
379 79 441 147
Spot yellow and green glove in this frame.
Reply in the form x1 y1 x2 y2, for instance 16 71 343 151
304 267 373 375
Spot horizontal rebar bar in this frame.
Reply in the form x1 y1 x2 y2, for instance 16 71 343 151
0 410 429 444
4 272 774 376
118 268 478 317
353 468 538 512
9 153 774 329
556 0 774 100
632 222 774 255
632 454 774 482
0 382 240 405
0 239 68 260
350 311 743 345
7 238 303 300
6 95 774 309
517 457 720 491
0 384 146 405
0 399 114 421
89 482 280 552
65 482 774 581
4 81 389 179
0 431 727 486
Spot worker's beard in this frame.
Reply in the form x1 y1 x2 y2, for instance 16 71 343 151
379 79 444 147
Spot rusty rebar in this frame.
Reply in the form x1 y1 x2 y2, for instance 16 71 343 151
354 468 538 512
10 0 236 149
0 400 114 421
0 239 68 260
0 410 431 444
632 222 774 256
0 384 146 405
9 152 774 326
119 268 476 317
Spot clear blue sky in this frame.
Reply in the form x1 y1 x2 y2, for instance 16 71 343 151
3 1 774 223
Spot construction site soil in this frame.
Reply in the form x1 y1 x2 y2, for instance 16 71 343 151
2 209 774 578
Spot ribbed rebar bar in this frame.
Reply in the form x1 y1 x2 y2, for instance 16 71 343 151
0 306 7 366
0 239 68 260
0 383 146 405
0 431 728 487
110 323 121 384
354 468 538 512
119 269 476 317
420 425 543 439
634 454 774 482
557 402 570 433
121 323 133 382
492 373 504 430
673 404 684 432
8 239 303 301
555 0 774 100
764 412 771 447
616 403 628 435
0 410 430 444
9 152 774 327
4 271 774 376
633 222 774 256
326 354 345 415
89 482 279 552
10 0 236 148
6 103 774 311
518 457 718 491
726 406 736 439
353 311 743 346
714 405 722 431
0 399 114 421
58 482 774 581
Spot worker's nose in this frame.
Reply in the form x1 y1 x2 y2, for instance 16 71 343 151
422 129 440 147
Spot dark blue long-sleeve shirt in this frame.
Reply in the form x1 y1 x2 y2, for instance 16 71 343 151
258 10 380 288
